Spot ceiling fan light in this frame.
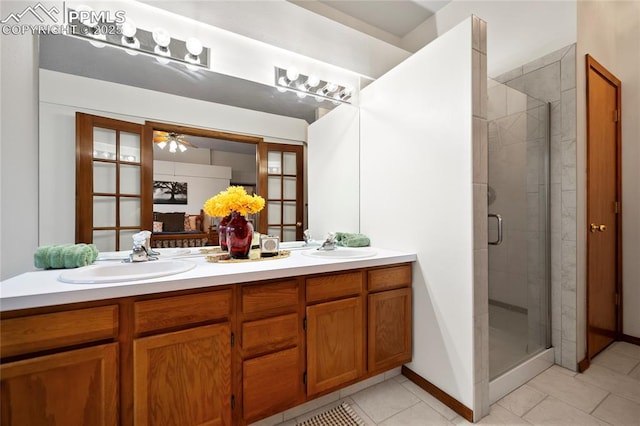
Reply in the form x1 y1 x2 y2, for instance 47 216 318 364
156 141 167 150
178 143 187 152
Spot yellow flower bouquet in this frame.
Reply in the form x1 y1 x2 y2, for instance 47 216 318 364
204 186 265 217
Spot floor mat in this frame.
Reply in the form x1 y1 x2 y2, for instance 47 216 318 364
297 402 367 426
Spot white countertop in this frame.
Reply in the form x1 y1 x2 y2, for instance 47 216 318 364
0 246 416 312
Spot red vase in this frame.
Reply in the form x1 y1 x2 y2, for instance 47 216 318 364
226 212 253 259
218 215 231 251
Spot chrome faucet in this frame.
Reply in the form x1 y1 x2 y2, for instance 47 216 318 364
318 232 337 251
129 245 151 262
124 232 158 262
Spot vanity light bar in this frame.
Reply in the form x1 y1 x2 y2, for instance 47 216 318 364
67 9 210 70
274 67 353 105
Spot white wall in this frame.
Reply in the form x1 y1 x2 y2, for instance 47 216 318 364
576 1 640 343
360 19 475 408
307 105 360 241
212 151 257 185
0 1 39 280
403 1 577 77
153 160 231 220
38 70 306 252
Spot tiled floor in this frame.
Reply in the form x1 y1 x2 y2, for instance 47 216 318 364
258 341 640 425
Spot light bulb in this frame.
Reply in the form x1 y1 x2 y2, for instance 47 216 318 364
276 86 287 93
297 92 306 99
153 28 171 61
89 32 106 48
286 67 299 81
121 19 137 38
152 28 171 47
156 141 167 150
306 75 320 88
297 83 307 92
169 140 178 153
76 5 98 28
121 19 139 51
325 83 338 93
185 37 203 56
178 143 187 152
277 76 289 87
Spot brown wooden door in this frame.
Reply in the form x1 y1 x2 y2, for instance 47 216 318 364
133 323 231 426
258 143 304 241
1 343 118 425
586 55 622 359
76 113 152 251
368 288 412 373
306 297 364 396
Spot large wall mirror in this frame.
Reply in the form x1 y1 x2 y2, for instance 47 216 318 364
38 33 356 251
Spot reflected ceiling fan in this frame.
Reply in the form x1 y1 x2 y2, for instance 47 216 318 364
153 131 195 153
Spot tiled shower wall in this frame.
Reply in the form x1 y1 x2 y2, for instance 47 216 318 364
495 44 577 370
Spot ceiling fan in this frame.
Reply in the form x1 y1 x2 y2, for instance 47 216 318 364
153 131 195 153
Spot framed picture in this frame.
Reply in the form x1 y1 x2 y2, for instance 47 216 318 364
153 180 188 204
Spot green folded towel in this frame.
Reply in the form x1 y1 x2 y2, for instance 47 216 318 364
335 232 370 247
34 244 99 269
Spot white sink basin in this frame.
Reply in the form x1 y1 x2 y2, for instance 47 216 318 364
279 241 321 251
58 260 196 284
301 247 377 259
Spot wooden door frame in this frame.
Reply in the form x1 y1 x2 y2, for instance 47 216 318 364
257 142 305 240
143 121 263 230
584 54 623 366
76 113 151 250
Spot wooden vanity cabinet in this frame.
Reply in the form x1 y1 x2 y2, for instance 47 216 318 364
132 289 233 426
237 279 305 424
367 265 413 374
0 305 120 425
0 262 412 425
305 271 366 397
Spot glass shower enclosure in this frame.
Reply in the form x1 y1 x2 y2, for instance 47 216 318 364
487 78 551 379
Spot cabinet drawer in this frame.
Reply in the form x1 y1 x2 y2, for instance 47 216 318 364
134 289 231 334
242 313 299 353
306 272 363 304
368 264 412 292
241 280 299 314
1 305 118 358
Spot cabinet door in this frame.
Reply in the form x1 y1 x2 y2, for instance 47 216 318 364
134 323 231 426
368 288 412 373
242 347 303 423
1 343 118 426
306 297 363 396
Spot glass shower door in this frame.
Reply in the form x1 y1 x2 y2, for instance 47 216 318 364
487 79 550 379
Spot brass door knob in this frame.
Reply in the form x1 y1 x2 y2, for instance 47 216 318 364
599 224 607 232
590 223 607 232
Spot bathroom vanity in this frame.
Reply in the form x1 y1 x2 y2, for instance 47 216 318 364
0 248 415 425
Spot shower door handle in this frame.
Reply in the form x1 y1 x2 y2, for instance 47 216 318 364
488 213 503 246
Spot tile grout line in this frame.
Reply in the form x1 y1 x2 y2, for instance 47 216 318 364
588 391 611 415
519 393 550 419
374 399 423 425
